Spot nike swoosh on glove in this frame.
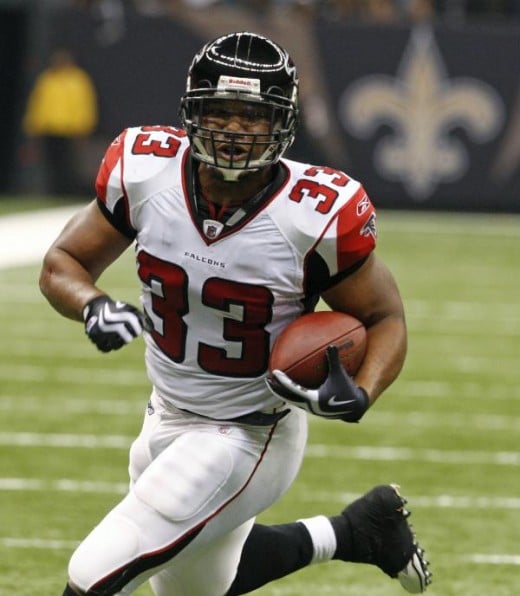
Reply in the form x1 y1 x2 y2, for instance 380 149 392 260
266 345 369 422
83 295 149 352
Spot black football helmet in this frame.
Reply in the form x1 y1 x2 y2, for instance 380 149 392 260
180 32 299 181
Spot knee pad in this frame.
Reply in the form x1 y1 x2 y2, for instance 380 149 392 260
68 513 141 594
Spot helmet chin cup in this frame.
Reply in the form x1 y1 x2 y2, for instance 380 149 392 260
216 166 254 183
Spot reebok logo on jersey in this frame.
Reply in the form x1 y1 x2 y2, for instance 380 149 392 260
356 195 371 216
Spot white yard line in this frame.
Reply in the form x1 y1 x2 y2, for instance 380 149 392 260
0 432 132 448
466 554 520 565
1 478 520 511
1 433 518 465
0 477 128 493
1 396 518 430
0 537 79 550
304 444 520 466
0 206 81 269
0 396 143 414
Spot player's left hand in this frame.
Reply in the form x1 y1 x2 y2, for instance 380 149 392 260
266 346 370 422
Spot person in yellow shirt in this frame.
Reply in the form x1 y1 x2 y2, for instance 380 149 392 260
23 49 98 196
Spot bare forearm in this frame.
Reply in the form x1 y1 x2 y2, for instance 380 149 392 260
321 255 407 405
39 200 133 322
39 247 105 321
355 313 407 404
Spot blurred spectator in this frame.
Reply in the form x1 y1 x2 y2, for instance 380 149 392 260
23 49 98 196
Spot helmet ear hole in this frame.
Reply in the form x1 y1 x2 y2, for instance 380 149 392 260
196 79 212 89
180 32 299 178
267 85 285 96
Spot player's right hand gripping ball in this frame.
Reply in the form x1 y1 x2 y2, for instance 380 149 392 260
83 296 147 352
267 346 370 422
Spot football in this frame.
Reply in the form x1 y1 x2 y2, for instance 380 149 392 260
269 311 367 388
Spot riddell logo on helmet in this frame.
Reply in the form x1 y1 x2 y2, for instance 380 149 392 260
231 78 251 86
218 76 261 93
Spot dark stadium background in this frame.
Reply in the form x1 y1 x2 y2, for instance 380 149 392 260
1 0 519 211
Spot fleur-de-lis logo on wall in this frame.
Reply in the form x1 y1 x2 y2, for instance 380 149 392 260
339 27 505 200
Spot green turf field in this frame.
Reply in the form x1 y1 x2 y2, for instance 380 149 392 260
0 205 519 595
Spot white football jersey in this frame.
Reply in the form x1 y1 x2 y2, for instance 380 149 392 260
95 125 377 419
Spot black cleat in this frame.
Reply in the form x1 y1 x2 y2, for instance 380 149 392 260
337 484 432 593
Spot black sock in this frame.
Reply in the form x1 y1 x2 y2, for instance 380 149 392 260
329 514 353 561
62 584 79 596
226 522 314 595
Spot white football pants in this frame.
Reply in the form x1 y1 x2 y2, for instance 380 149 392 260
68 390 308 595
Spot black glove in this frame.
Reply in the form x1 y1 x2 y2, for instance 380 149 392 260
82 296 148 352
266 346 369 422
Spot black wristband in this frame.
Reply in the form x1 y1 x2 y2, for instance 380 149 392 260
82 295 111 322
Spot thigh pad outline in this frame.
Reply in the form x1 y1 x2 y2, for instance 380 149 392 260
133 431 234 522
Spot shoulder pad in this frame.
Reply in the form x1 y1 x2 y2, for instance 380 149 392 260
96 126 189 217
274 160 377 273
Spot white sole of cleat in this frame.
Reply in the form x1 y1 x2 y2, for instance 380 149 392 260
391 484 432 593
398 549 432 593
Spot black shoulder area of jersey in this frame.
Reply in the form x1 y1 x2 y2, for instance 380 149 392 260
96 197 137 240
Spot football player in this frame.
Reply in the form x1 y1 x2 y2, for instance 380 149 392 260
40 32 431 595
